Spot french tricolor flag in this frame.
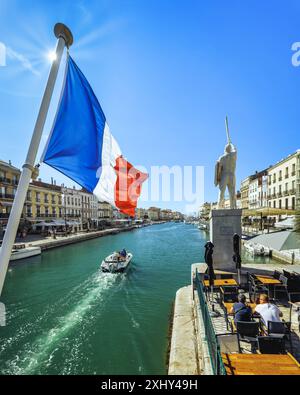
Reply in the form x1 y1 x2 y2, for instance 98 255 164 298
41 55 148 217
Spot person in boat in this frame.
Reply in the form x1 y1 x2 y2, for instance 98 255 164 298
120 248 127 259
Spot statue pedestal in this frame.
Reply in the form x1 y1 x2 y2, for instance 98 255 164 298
209 209 242 271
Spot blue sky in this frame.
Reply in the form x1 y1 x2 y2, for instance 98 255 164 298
1 0 300 213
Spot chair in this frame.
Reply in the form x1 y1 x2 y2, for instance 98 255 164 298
217 333 241 354
273 270 282 280
236 321 260 352
220 286 238 303
257 336 286 354
267 320 293 352
275 275 300 304
248 274 269 301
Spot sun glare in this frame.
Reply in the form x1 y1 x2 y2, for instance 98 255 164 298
47 51 57 62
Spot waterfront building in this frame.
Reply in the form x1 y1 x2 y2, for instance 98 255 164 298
61 186 82 228
80 189 93 229
98 201 113 222
136 207 149 220
240 176 251 209
90 193 99 229
147 207 161 221
267 150 300 213
28 179 63 222
160 209 173 221
0 160 20 230
248 170 268 209
173 211 184 221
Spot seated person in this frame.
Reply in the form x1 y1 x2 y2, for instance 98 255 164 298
254 294 283 328
230 293 252 323
120 248 127 258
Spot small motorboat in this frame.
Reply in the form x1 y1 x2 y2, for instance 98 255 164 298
9 244 41 261
244 242 270 257
101 250 133 273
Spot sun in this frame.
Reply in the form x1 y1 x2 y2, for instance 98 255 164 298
47 51 57 62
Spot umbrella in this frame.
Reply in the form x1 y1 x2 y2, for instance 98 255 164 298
233 233 242 285
204 241 215 300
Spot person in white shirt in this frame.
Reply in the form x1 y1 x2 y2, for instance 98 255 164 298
255 294 283 327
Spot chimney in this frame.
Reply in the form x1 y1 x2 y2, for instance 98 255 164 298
8 160 12 165
51 177 53 184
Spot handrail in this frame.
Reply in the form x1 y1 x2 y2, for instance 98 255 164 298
195 270 226 375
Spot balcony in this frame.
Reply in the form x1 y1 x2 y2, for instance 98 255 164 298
278 177 282 181
0 177 11 184
0 193 15 199
44 199 49 204
277 192 282 198
283 190 289 196
285 174 289 179
12 179 19 185
0 213 10 218
26 213 32 217
36 198 41 203
37 214 57 218
289 189 296 195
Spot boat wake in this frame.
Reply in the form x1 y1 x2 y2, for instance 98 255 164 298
0 271 124 375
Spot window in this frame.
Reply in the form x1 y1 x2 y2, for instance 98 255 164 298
292 197 295 210
36 192 40 202
292 164 296 175
285 198 288 210
285 167 289 178
285 183 288 192
279 170 282 180
273 201 276 208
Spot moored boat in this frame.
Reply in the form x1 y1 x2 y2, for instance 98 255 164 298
9 244 41 261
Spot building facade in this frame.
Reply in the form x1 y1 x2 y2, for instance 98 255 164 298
248 170 268 210
147 207 161 221
267 151 300 211
0 160 20 229
27 180 63 221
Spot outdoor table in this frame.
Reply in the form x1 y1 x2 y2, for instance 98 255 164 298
255 275 281 285
222 353 300 375
203 279 237 287
254 275 281 299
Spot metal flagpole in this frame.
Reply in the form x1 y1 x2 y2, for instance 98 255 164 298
0 23 73 296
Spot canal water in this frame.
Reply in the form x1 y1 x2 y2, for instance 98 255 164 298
0 223 276 375
0 223 206 374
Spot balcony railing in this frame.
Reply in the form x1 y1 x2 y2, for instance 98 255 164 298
0 213 10 218
277 192 282 197
0 177 11 184
289 189 296 195
278 177 282 181
0 193 15 199
292 171 296 176
12 179 19 185
285 174 289 179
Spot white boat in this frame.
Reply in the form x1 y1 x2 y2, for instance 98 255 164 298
244 242 270 257
9 244 41 261
101 251 133 273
